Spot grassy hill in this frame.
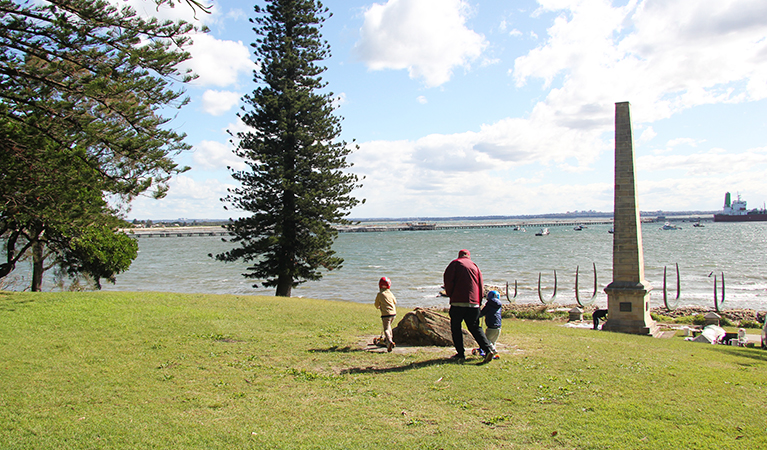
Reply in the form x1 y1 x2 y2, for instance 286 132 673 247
1 291 765 449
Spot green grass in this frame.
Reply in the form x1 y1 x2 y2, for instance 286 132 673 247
1 291 765 449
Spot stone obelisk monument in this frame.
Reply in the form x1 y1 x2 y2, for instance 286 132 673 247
602 102 658 336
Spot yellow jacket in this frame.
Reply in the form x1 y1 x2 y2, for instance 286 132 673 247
374 289 397 316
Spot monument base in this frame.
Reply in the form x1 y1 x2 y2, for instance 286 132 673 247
602 281 660 336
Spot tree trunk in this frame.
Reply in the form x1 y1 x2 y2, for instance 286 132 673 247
275 274 292 297
31 240 44 292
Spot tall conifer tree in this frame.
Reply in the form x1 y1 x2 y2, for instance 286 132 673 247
217 0 362 297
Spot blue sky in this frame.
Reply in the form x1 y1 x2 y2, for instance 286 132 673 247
123 0 767 220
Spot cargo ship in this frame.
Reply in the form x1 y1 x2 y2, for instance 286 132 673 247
713 192 767 222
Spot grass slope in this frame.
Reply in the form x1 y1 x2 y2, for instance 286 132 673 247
1 291 765 449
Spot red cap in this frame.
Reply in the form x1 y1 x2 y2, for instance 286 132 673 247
458 249 470 258
378 277 391 289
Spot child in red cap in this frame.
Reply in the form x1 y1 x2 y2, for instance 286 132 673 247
374 276 397 352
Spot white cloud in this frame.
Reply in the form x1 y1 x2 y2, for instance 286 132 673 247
639 126 657 143
349 136 615 216
182 34 254 87
638 147 767 176
348 107 611 217
226 118 250 138
347 0 767 217
201 90 241 116
128 175 239 220
353 0 487 87
107 2 253 88
116 0 214 24
416 96 428 104
332 92 348 109
513 0 767 126
666 137 700 148
192 140 247 171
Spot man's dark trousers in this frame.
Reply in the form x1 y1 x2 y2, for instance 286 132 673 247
449 305 493 356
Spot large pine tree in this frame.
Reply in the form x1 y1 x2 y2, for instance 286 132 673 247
217 0 362 297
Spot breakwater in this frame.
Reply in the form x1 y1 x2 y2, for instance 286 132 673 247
126 227 230 238
337 220 616 232
127 219 616 238
125 215 713 238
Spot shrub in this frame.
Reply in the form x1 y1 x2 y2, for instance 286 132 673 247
504 306 568 321
739 320 761 329
651 313 674 323
673 315 696 325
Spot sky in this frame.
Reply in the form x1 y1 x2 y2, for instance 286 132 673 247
122 0 767 220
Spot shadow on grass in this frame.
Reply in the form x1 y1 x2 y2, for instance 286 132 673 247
339 356 489 374
703 345 767 363
309 345 366 353
0 294 35 311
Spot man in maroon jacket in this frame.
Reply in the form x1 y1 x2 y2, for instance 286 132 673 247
443 249 497 363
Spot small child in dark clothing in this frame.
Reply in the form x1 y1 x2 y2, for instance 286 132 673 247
474 290 503 359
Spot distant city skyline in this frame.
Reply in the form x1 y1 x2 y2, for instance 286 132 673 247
120 0 767 220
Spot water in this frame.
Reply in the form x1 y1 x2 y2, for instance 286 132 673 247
96 221 767 311
7 221 767 311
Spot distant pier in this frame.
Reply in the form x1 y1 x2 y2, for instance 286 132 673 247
124 216 711 237
336 220 615 233
125 227 230 238
125 221 615 238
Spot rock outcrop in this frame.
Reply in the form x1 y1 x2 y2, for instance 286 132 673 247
392 307 477 347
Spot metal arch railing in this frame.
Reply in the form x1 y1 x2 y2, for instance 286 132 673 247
712 272 725 313
575 263 598 308
505 280 517 303
537 270 557 305
663 263 681 311
504 264 729 312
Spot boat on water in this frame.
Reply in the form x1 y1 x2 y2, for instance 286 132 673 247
535 228 549 236
403 222 437 231
573 225 586 231
713 192 767 222
660 222 681 230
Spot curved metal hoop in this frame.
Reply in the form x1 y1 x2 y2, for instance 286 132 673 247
663 263 681 311
538 270 557 305
505 281 518 303
575 263 598 307
713 272 725 313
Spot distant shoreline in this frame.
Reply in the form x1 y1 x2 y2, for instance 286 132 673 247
124 211 716 234
128 210 719 225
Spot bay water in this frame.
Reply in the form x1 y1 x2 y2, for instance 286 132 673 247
94 221 767 312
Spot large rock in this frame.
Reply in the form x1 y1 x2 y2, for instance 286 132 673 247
392 308 477 347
